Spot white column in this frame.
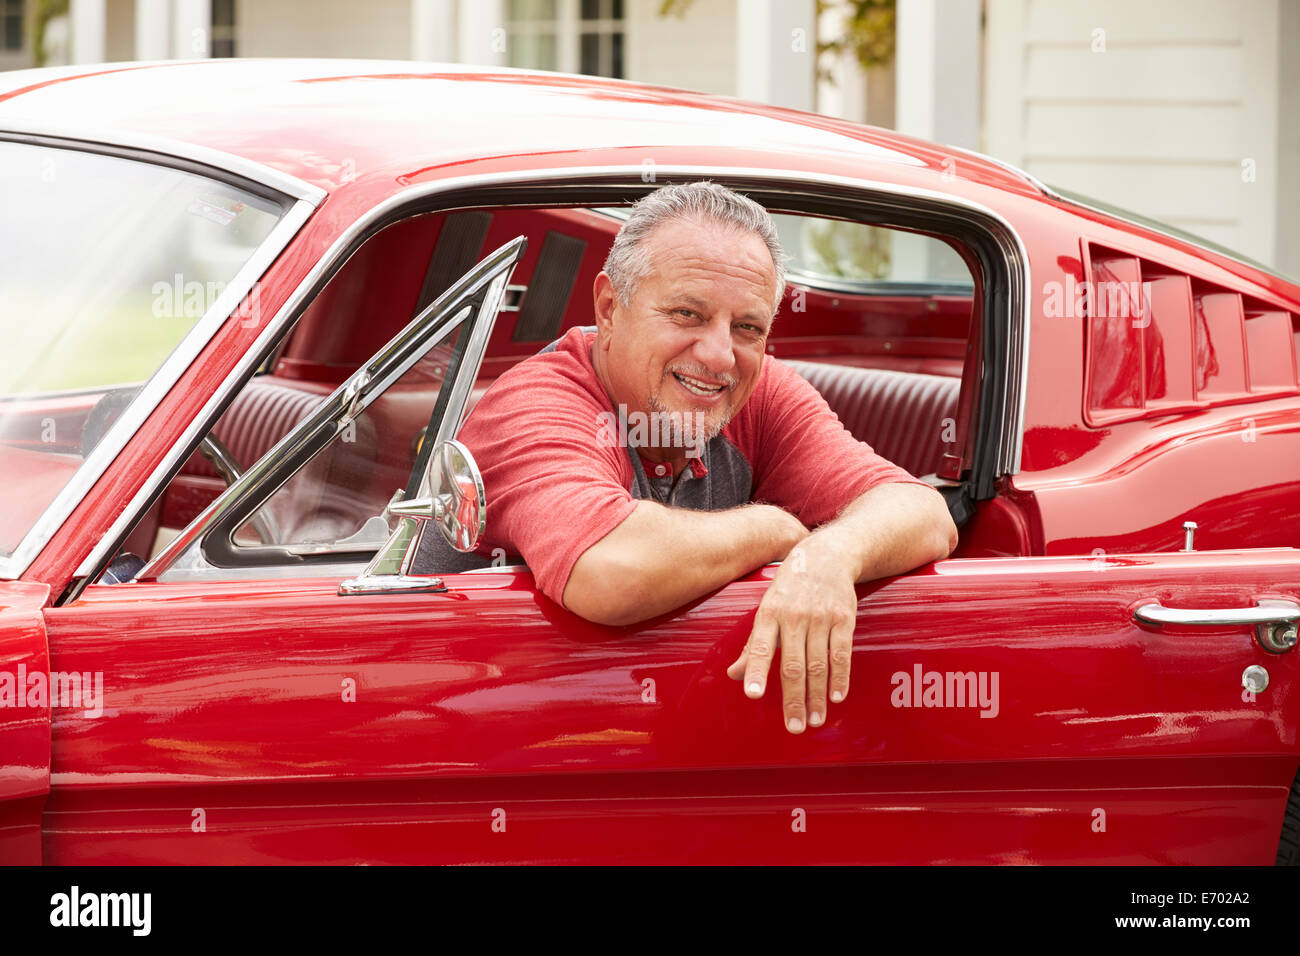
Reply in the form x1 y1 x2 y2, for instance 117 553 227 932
894 0 934 138
412 0 456 62
736 0 816 111
135 0 170 60
816 1 866 120
1238 0 1279 266
556 0 578 74
1277 0 1300 277
172 0 211 59
70 0 107 65
981 0 1026 164
458 0 505 66
895 0 981 149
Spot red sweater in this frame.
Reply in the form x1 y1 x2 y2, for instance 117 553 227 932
456 327 931 609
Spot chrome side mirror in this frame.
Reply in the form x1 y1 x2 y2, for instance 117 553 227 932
391 439 486 553
339 439 487 595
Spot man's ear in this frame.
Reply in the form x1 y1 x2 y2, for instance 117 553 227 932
592 271 618 345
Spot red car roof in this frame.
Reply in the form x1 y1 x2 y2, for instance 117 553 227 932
0 58 1042 198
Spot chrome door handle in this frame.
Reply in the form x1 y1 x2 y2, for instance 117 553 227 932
1134 599 1300 653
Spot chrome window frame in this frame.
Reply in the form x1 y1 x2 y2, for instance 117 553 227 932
65 164 1028 590
941 143 1059 201
0 128 324 581
0 120 326 205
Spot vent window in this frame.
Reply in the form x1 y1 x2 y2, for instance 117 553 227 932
1083 243 1298 424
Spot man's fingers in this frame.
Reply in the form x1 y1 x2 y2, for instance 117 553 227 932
741 613 779 699
726 648 748 681
778 618 808 734
806 618 830 727
828 615 855 704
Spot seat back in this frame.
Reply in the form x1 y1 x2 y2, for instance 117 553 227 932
783 361 960 477
183 381 326 482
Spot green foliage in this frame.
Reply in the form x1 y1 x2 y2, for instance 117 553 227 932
816 0 895 80
802 220 892 280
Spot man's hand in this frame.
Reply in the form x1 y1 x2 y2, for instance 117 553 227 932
726 538 857 733
727 482 958 733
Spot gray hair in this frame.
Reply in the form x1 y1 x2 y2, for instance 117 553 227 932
603 181 787 313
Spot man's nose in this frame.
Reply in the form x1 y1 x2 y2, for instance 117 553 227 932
691 317 736 375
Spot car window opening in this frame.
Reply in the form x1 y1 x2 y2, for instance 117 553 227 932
95 199 986 585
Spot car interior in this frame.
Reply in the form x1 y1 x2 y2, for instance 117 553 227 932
90 199 989 579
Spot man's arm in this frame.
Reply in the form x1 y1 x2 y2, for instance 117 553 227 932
803 479 957 584
563 500 808 626
727 481 957 733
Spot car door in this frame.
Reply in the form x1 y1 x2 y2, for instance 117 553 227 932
40 534 1300 864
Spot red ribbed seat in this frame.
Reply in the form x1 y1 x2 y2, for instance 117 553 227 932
783 361 960 477
184 381 325 481
178 378 378 543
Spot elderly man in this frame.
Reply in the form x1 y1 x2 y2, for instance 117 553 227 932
430 181 957 734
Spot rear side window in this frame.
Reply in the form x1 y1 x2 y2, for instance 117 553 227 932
771 214 973 292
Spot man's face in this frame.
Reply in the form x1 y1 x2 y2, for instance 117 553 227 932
591 217 778 457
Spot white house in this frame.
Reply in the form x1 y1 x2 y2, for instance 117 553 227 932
2 0 1296 277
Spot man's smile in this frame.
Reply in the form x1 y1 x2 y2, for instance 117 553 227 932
669 369 732 401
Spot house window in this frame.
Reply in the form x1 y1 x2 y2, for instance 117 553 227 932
579 0 622 78
507 0 624 78
2 0 24 53
211 0 236 58
506 0 559 71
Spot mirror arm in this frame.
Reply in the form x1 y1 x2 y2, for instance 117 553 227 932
339 439 486 597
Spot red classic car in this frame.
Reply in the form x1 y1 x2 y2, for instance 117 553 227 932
0 59 1298 866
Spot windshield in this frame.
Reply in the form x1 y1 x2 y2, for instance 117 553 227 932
0 140 286 561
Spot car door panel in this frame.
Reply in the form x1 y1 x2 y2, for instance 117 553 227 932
39 548 1299 863
0 581 52 865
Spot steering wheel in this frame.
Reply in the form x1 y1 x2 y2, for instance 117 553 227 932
197 434 281 545
81 388 281 547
